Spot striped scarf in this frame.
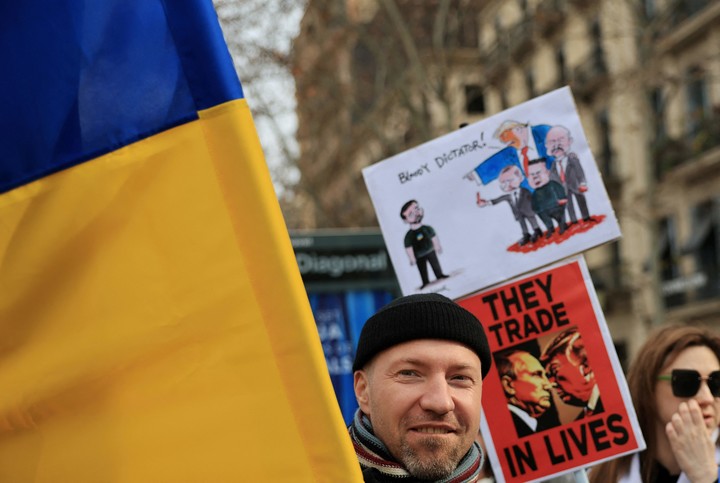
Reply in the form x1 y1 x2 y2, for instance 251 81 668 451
348 409 483 483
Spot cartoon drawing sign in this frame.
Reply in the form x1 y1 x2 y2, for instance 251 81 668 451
458 257 644 483
362 87 621 299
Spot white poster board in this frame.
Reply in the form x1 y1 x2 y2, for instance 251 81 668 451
363 87 621 300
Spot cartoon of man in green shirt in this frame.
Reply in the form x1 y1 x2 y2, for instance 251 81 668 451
400 200 449 289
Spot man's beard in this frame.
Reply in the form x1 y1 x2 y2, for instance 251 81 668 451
398 435 465 480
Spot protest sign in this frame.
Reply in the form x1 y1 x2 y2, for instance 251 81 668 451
363 87 621 300
458 257 644 483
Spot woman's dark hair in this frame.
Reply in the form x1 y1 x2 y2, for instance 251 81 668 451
589 324 720 482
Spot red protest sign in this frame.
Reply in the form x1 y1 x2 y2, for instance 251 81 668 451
459 257 644 483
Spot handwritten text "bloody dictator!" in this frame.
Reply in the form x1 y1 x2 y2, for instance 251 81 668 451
397 139 484 184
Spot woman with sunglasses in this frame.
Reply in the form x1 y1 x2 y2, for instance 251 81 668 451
590 324 720 483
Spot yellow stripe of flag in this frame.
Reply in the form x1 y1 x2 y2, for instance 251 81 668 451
0 99 361 481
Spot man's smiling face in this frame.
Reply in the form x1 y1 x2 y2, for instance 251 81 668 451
354 339 483 480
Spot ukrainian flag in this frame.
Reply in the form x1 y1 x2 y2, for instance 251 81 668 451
0 1 361 481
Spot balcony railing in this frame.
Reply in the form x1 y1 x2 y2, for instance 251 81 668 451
507 18 535 60
652 109 720 179
653 0 719 53
482 40 510 83
667 0 713 30
689 109 720 153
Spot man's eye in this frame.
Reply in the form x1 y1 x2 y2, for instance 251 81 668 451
451 375 473 383
398 370 417 377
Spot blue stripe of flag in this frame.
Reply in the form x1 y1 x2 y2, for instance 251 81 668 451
0 0 243 193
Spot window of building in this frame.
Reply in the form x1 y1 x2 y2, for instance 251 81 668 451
610 240 622 289
524 69 535 99
591 241 627 313
648 87 685 179
494 15 503 40
590 18 605 72
685 66 709 137
556 45 566 86
683 199 720 301
643 0 656 20
658 217 685 308
684 0 710 18
464 84 486 114
500 89 509 110
597 109 613 177
649 88 666 139
670 0 710 27
613 341 629 372
659 218 680 281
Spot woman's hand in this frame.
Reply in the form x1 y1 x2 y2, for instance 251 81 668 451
666 399 718 483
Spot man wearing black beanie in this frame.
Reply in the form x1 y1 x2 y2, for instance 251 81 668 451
348 293 492 483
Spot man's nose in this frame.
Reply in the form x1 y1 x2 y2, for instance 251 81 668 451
419 377 455 414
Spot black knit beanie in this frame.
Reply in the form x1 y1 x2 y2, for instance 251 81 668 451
352 293 492 378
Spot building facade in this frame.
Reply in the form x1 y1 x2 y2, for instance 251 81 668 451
291 0 720 361
291 0 486 227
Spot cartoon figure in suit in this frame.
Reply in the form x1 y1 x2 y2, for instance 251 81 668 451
528 158 568 238
477 164 543 246
467 121 551 193
494 120 551 177
400 200 449 289
545 125 591 224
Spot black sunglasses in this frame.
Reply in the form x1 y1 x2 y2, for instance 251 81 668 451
657 369 720 398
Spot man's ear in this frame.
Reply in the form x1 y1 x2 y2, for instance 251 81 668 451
501 375 515 395
354 370 371 414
